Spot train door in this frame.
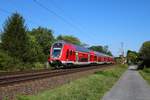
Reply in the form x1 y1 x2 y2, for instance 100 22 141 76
66 49 69 61
70 50 75 61
94 56 97 63
88 54 90 62
75 51 78 62
72 50 76 62
69 50 72 61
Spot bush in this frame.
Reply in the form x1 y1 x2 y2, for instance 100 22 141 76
143 68 150 73
31 62 45 69
0 50 22 71
140 67 150 84
0 50 47 71
139 41 150 67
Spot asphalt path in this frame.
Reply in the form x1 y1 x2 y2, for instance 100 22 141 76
102 65 150 100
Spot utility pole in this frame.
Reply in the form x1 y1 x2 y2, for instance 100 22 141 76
120 42 125 64
121 42 124 57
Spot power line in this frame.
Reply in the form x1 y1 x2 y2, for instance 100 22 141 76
33 0 97 44
0 8 40 26
0 8 12 14
50 0 86 33
33 0 84 33
121 42 124 56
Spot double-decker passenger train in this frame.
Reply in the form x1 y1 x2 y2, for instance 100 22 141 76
48 41 114 68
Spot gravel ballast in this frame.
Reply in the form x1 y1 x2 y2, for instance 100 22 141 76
0 65 113 100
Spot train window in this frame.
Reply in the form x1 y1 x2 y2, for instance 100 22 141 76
52 49 61 57
66 49 69 58
70 50 72 55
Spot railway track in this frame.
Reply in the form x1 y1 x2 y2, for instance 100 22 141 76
0 64 113 86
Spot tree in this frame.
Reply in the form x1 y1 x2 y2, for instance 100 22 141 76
0 13 49 70
107 51 113 56
29 27 55 58
0 50 22 71
127 50 138 64
57 35 63 40
89 45 103 52
1 12 28 62
23 34 45 63
56 35 81 45
89 45 112 56
139 41 150 60
139 41 150 67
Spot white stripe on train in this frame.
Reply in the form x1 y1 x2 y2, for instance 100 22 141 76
61 61 110 65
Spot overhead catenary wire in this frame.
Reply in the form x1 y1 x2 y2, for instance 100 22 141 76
0 8 11 14
50 0 88 34
50 0 77 23
33 0 98 45
33 0 86 34
0 8 40 26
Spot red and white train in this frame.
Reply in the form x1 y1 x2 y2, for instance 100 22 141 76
48 41 114 68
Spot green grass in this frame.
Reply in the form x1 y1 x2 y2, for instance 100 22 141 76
17 64 127 100
140 68 150 85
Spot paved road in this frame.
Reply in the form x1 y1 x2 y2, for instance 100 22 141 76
102 66 150 100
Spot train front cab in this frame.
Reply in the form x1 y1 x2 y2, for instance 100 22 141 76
49 42 64 68
49 42 76 68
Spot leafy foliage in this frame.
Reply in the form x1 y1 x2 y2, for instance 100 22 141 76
0 13 48 70
57 35 81 45
0 50 21 71
139 41 150 60
126 50 138 64
139 41 150 67
89 45 103 52
24 34 45 63
89 45 112 56
29 27 55 57
1 12 28 62
140 68 150 84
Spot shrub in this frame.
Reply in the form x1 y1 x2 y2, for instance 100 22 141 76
139 41 150 68
31 62 45 69
0 50 22 71
143 68 150 73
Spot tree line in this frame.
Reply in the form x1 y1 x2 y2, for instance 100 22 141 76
0 12 113 71
126 41 150 69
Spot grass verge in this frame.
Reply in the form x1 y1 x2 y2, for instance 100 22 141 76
140 68 150 84
17 64 127 100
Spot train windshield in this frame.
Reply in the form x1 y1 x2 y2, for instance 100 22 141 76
52 43 63 58
52 49 61 58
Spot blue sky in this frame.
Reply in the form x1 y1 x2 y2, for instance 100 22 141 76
0 0 150 56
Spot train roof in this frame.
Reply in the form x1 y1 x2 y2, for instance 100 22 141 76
74 45 90 53
94 51 113 58
94 51 104 56
55 40 90 52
